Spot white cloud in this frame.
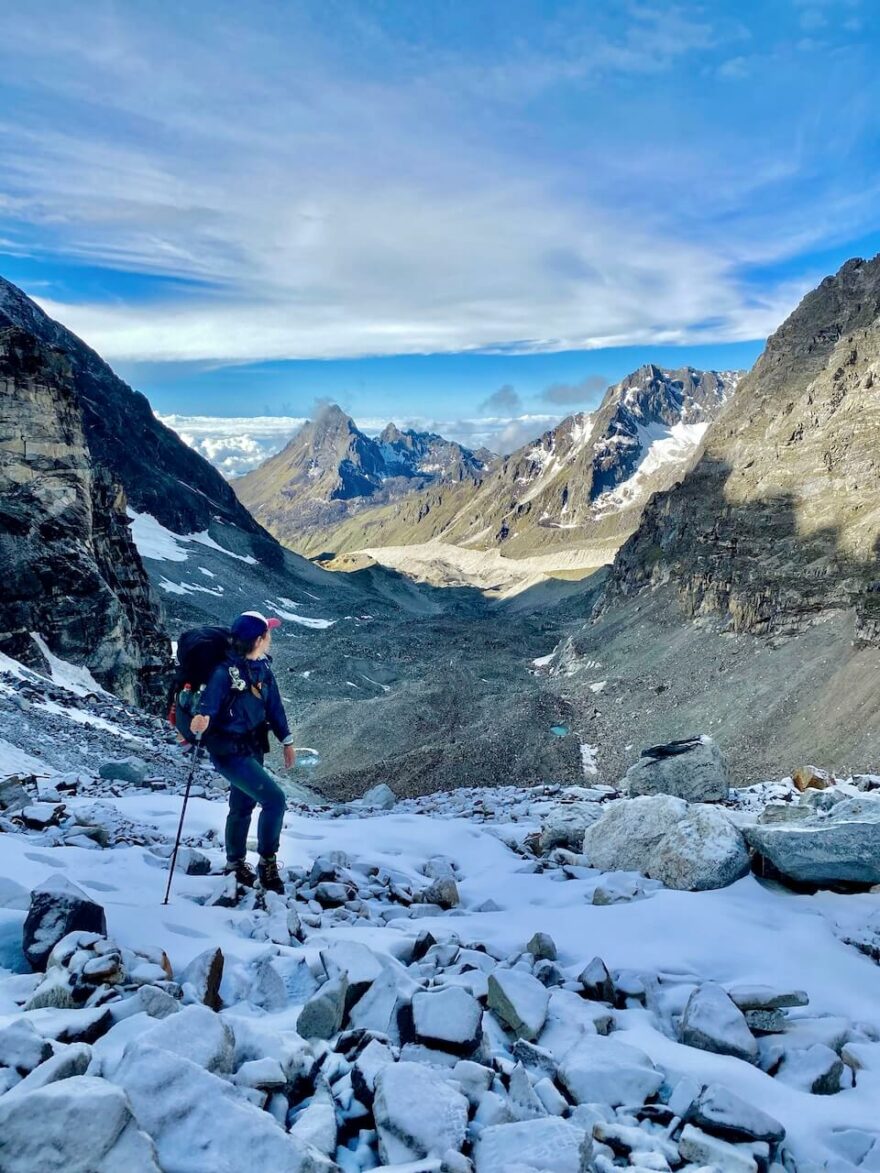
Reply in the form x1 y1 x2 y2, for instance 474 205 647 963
158 410 564 474
0 5 871 366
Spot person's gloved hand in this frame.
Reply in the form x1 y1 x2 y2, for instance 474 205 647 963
283 743 296 770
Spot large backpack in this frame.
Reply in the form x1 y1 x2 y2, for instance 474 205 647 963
167 626 231 743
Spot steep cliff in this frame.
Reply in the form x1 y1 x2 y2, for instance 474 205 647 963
607 256 880 643
0 326 169 704
0 277 266 538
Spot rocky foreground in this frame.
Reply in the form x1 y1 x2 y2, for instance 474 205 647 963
1 714 879 1171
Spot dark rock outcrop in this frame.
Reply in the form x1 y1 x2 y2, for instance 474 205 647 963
0 325 169 702
0 276 265 537
607 256 880 643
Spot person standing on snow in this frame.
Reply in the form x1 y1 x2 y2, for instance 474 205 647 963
189 611 295 894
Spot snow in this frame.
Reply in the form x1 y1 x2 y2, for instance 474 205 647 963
579 743 599 777
264 600 335 629
0 738 54 777
128 510 258 566
592 420 709 518
33 700 142 743
158 577 224 598
29 635 108 698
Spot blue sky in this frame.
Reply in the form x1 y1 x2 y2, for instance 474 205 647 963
1 0 879 455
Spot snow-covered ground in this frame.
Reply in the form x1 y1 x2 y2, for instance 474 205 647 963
1 653 879 1171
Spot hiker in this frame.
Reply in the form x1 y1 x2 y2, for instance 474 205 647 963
189 611 296 894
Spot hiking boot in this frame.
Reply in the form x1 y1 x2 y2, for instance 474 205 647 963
258 856 285 895
224 859 256 888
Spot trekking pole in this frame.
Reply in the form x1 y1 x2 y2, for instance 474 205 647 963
163 733 202 906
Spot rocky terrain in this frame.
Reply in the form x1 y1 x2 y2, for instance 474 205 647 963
607 258 880 641
292 367 740 584
236 405 492 554
0 276 266 538
0 658 878 1172
0 324 168 705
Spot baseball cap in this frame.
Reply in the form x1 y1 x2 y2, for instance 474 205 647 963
231 610 281 641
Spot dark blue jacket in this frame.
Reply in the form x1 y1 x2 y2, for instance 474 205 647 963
197 654 290 756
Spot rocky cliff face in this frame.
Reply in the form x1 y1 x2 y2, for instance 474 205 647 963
235 404 490 550
0 326 169 704
0 277 265 538
299 366 739 560
607 257 880 642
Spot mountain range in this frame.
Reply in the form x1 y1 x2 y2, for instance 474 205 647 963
236 366 741 571
235 405 493 551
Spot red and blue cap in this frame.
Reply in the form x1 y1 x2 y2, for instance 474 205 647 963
231 610 281 641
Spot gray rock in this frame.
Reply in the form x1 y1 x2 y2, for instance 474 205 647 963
744 1009 787 1033
488 969 549 1041
526 932 557 962
558 1035 664 1107
727 985 809 1011
745 797 880 885
775 1043 844 1094
0 1019 52 1074
0 1075 161 1172
679 1123 757 1172
3 1043 92 1098
360 783 396 809
645 805 750 891
373 1061 468 1164
421 877 460 909
313 881 351 907
624 736 729 803
475 1117 592 1172
680 983 758 1063
180 947 224 1011
691 1083 786 1143
578 956 615 1003
143 1003 234 1074
22 874 107 971
297 974 349 1040
538 803 604 854
0 777 31 814
412 987 483 1055
582 795 688 872
98 757 150 784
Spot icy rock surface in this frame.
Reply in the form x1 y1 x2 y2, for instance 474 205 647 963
373 1061 469 1163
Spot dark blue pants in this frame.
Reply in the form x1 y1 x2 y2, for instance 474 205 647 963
211 752 286 862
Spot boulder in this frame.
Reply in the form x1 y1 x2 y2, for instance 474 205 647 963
691 1083 785 1143
0 1019 52 1074
680 983 758 1063
558 1034 663 1107
475 1118 592 1173
98 758 150 784
22 875 107 971
111 1042 331 1171
679 1123 757 1173
488 969 549 1041
792 765 830 792
526 933 557 962
360 783 396 809
0 1075 161 1172
373 1061 468 1164
538 803 604 854
578 956 615 1003
0 776 31 813
645 805 750 891
142 1004 234 1074
2 1043 92 1098
623 736 729 803
412 987 483 1055
745 797 880 885
775 1042 844 1094
421 877 460 909
297 974 348 1040
180 947 224 1011
582 795 687 872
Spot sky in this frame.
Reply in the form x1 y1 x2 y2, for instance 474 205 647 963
1 0 879 466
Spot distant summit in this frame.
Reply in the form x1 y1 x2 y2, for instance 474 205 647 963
288 366 741 561
234 405 492 547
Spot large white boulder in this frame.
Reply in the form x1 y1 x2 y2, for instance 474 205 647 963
582 795 688 872
412 986 483 1054
373 1061 468 1164
141 1003 234 1073
558 1035 664 1107
487 969 549 1041
110 1041 334 1172
0 1075 161 1172
679 983 758 1063
646 805 749 891
744 796 880 885
475 1117 592 1172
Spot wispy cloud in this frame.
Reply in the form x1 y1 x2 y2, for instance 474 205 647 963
542 375 609 405
0 2 876 368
